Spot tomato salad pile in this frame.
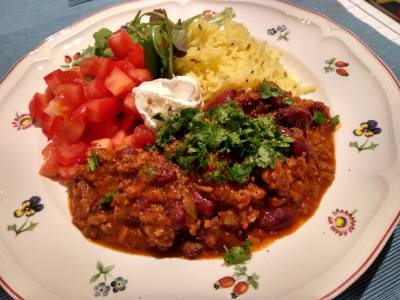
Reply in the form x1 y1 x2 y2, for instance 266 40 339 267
28 29 155 180
28 8 234 181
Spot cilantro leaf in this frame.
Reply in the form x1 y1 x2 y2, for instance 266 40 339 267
100 191 118 204
87 150 99 172
93 28 113 57
223 245 252 265
142 167 156 176
282 97 293 106
330 114 340 127
153 113 165 121
312 111 327 124
247 273 260 289
257 79 285 99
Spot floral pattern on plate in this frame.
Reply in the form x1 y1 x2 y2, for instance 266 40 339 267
90 261 128 297
7 196 44 236
328 209 356 236
349 120 382 153
12 112 32 130
323 58 350 76
267 25 289 41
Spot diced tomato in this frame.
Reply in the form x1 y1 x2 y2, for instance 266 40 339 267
132 124 156 149
29 92 52 123
56 118 86 143
104 67 134 98
84 119 119 141
111 130 126 147
122 93 141 118
120 112 137 133
127 68 153 85
70 104 87 122
44 97 69 117
113 60 135 76
39 142 59 178
58 164 81 180
42 115 63 139
57 84 86 111
53 140 87 166
107 30 135 59
127 43 145 68
89 138 113 152
44 69 82 95
86 97 120 122
79 57 114 79
84 78 111 99
124 134 134 145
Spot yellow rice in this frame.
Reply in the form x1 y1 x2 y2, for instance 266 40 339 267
174 19 314 101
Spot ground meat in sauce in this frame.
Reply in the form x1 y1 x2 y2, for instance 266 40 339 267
68 85 336 259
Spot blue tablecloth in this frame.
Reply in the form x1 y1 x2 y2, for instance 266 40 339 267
0 0 399 299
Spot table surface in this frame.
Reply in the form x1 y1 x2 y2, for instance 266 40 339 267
0 0 399 299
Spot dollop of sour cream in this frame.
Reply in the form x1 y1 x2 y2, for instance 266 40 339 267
132 75 202 131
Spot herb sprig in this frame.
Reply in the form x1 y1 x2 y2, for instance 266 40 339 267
312 111 340 127
100 191 118 205
87 150 99 172
223 242 253 265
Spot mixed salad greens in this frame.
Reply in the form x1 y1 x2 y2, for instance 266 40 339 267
70 8 235 78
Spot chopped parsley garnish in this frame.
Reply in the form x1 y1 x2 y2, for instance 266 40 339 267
312 111 327 124
87 150 99 172
256 79 285 99
156 101 293 184
330 114 340 127
93 28 113 57
223 243 252 265
100 191 118 204
153 113 165 121
142 167 156 176
313 111 340 127
282 97 293 106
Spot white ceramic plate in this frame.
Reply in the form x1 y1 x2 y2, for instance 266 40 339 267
0 1 399 299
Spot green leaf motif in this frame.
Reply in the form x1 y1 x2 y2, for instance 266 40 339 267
96 261 104 273
26 222 38 231
89 273 101 284
248 273 260 289
7 224 17 232
102 265 115 274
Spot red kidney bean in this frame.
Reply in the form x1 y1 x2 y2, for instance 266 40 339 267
153 167 177 186
202 90 237 111
280 127 294 136
276 107 312 130
292 137 308 156
166 201 185 230
181 241 203 258
193 191 215 217
258 205 297 231
132 198 150 211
